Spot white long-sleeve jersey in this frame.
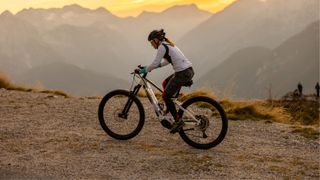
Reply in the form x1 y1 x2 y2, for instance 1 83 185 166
146 42 192 73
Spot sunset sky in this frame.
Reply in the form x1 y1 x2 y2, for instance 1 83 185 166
0 0 237 17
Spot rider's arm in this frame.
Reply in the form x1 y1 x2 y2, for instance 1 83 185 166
146 45 165 72
160 59 170 67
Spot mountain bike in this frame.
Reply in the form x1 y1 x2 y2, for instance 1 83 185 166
98 67 228 149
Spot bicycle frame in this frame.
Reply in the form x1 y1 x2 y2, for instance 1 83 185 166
123 73 201 125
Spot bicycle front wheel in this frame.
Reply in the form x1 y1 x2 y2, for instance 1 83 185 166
178 96 228 149
98 90 145 140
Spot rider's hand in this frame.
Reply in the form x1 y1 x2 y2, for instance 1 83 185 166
138 66 148 75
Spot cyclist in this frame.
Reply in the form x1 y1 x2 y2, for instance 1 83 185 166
139 29 194 133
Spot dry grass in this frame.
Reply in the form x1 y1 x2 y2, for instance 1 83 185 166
178 88 217 102
221 100 292 123
272 100 319 126
0 72 11 88
179 89 290 123
137 89 147 97
178 89 319 127
0 72 33 92
137 88 162 99
0 72 69 98
291 126 320 140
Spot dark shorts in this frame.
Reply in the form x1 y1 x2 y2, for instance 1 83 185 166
163 67 194 96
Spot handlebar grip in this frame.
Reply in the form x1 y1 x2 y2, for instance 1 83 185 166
134 69 140 74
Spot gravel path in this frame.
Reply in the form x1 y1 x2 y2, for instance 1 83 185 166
0 90 319 179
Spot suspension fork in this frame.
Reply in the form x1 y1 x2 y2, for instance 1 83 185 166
119 84 142 119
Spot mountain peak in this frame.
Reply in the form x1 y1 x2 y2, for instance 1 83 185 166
94 7 110 14
138 4 211 18
1 10 14 17
163 4 211 14
62 4 90 13
165 4 198 11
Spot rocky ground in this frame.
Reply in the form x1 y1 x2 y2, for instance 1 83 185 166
0 90 319 179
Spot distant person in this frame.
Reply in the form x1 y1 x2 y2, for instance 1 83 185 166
293 89 299 98
297 82 303 96
138 29 194 133
316 82 320 98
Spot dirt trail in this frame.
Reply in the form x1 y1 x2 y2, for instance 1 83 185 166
0 90 319 179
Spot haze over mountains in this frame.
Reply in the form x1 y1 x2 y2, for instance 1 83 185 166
198 21 319 99
0 0 318 97
0 4 211 95
19 62 128 95
179 0 319 76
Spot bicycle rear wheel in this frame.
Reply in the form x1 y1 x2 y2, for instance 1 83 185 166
178 96 228 149
98 90 145 140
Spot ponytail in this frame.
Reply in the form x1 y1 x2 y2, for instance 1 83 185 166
164 37 175 46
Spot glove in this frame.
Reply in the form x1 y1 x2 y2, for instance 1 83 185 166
139 66 148 75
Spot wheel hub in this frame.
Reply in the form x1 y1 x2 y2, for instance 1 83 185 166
196 115 209 131
114 109 127 121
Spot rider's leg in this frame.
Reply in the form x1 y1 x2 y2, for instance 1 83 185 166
162 91 178 121
162 74 174 115
164 68 194 133
162 74 185 122
162 74 174 90
162 68 195 122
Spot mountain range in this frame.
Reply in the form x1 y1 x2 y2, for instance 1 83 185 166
0 10 63 74
0 4 211 81
197 20 319 99
179 0 319 77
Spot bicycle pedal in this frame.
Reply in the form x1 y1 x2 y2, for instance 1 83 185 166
160 119 172 129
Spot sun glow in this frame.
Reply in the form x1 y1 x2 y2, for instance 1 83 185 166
0 0 237 17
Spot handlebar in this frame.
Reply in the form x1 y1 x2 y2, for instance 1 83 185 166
131 65 148 78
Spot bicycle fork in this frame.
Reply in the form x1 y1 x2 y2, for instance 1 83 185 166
119 84 142 119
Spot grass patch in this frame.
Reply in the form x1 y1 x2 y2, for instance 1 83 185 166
227 104 272 120
179 90 291 122
220 100 291 123
273 100 319 126
180 90 319 126
0 72 70 98
291 126 320 140
0 73 12 88
178 88 217 102
179 89 312 125
0 73 35 92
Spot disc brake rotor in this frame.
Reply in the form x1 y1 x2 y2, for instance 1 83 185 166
195 115 210 131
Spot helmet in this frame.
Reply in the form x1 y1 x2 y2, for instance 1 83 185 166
148 29 165 41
